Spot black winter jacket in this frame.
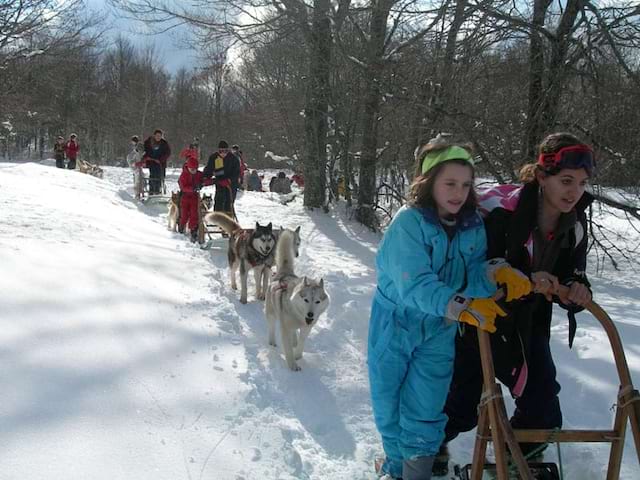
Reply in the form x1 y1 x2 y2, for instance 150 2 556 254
463 181 593 395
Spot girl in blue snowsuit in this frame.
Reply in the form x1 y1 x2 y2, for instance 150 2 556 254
368 141 532 480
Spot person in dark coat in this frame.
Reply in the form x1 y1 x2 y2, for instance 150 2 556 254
247 170 263 192
64 133 80 170
231 144 246 194
436 132 595 474
270 171 292 194
143 129 171 195
54 136 66 169
203 140 240 216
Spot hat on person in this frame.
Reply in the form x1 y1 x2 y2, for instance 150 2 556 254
70 133 77 139
420 145 474 175
57 136 64 140
218 140 229 149
232 144 239 150
186 158 198 169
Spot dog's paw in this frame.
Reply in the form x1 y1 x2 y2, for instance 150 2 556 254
269 340 277 347
258 294 266 301
240 297 247 304
289 363 302 372
231 284 238 291
294 351 303 360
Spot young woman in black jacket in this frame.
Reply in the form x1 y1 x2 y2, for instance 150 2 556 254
434 132 596 473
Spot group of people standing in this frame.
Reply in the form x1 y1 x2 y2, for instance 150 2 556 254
53 134 80 170
370 132 594 480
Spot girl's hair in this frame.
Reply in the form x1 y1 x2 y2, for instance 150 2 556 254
408 142 477 210
519 132 584 183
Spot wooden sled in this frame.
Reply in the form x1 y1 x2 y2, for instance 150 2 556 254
467 284 640 480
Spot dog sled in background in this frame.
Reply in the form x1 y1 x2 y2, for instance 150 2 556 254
265 227 329 371
77 158 104 179
204 212 278 303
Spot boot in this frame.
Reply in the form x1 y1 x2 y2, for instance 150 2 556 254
402 455 435 480
431 444 449 476
190 229 198 243
178 223 185 234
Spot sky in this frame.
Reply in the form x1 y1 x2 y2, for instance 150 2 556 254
88 0 199 73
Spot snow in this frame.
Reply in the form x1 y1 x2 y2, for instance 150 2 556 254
1 160 639 479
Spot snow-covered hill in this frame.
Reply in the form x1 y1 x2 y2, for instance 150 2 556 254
1 161 639 479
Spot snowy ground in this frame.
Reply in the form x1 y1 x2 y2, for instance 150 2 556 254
1 161 639 479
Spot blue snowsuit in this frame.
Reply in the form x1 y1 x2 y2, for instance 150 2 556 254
368 205 496 478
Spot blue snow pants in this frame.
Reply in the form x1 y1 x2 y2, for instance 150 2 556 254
368 291 457 478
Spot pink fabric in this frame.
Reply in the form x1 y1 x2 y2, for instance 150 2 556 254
512 360 529 398
477 184 523 217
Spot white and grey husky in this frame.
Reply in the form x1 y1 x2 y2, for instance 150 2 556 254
204 212 278 304
265 228 329 371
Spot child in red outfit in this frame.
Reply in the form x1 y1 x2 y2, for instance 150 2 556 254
178 157 205 242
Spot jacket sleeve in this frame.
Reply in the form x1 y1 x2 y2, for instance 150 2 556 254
202 154 215 179
463 225 498 298
555 215 591 312
380 210 457 317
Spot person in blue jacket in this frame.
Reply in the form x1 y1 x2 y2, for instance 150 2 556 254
369 138 532 480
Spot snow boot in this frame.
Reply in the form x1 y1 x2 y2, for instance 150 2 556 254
431 444 449 476
190 229 198 243
402 455 435 480
178 224 185 234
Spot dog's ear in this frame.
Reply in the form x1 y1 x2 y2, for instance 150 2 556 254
267 222 272 230
319 278 324 288
303 276 309 286
255 221 260 229
295 226 301 234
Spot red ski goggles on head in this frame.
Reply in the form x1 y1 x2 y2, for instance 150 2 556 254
537 144 595 175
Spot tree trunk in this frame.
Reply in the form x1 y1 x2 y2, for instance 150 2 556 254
356 0 393 229
524 0 552 158
303 0 332 209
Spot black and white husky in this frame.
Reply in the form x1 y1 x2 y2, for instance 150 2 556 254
265 228 330 371
204 212 277 304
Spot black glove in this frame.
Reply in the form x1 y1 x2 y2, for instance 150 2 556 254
194 183 202 192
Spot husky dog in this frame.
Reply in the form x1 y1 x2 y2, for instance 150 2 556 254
167 191 180 231
265 229 329 371
78 159 104 179
204 212 277 304
196 193 213 243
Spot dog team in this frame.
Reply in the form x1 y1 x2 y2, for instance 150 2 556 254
162 137 330 372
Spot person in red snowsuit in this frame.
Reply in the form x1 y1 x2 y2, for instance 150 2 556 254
179 143 200 166
65 133 80 170
178 157 205 242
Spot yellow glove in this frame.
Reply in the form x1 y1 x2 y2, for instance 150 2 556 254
447 295 507 333
494 265 532 302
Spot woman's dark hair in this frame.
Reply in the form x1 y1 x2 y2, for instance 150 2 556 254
153 129 163 135
408 142 477 211
519 132 584 183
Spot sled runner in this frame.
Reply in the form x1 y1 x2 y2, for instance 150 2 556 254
141 173 170 205
198 199 240 248
463 283 640 480
454 462 559 480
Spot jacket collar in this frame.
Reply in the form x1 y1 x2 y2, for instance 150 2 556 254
416 206 482 232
